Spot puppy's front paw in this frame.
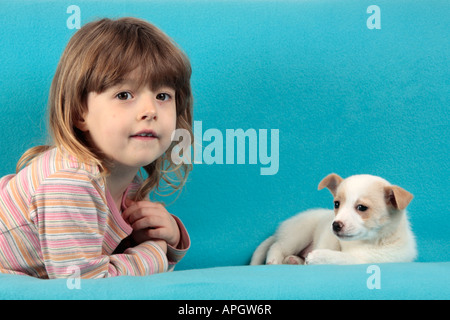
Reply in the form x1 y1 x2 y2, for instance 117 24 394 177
266 248 284 265
266 259 279 265
305 249 336 265
283 255 304 265
266 256 283 265
266 256 282 265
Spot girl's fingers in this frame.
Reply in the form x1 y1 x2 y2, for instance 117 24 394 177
122 199 178 246
145 227 165 240
122 200 166 224
131 215 164 230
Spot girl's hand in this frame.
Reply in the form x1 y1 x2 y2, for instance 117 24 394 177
122 199 180 249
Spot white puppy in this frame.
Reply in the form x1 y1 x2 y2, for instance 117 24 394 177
250 174 417 265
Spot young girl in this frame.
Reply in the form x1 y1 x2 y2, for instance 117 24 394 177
0 17 193 278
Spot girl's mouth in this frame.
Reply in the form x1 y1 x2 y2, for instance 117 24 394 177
130 130 158 139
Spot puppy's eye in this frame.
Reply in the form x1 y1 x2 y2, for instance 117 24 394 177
356 205 368 212
334 201 340 209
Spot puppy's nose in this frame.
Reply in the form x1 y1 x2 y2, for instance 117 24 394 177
332 221 344 232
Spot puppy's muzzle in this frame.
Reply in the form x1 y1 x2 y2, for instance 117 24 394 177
332 221 344 232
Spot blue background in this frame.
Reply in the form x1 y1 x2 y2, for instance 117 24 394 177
0 0 448 274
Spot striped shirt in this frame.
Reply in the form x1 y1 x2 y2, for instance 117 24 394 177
0 147 189 278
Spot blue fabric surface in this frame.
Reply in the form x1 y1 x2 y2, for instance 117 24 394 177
0 0 448 299
1 263 449 300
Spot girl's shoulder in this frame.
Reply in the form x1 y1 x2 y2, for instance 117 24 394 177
0 147 105 211
18 147 103 192
32 147 100 176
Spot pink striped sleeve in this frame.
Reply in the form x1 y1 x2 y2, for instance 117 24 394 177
30 169 168 278
166 215 190 271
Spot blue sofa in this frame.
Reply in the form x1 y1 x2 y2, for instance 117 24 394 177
0 0 448 300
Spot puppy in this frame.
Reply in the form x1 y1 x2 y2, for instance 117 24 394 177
250 174 417 265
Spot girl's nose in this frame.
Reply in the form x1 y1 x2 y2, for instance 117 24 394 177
139 95 157 121
140 109 157 121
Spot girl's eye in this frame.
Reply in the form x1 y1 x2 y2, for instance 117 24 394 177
356 205 368 212
156 93 172 101
116 92 133 100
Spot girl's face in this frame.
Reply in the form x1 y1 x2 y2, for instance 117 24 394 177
78 69 177 174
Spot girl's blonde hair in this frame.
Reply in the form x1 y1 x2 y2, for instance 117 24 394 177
17 17 193 200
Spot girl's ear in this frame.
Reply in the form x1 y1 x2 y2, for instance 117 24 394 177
74 114 89 132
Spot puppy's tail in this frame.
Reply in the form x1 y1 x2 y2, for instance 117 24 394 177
250 236 276 265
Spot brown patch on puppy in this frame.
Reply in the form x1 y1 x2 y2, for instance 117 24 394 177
385 185 413 210
318 173 343 197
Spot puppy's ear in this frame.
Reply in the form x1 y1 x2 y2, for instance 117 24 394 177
318 173 343 196
384 185 413 210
